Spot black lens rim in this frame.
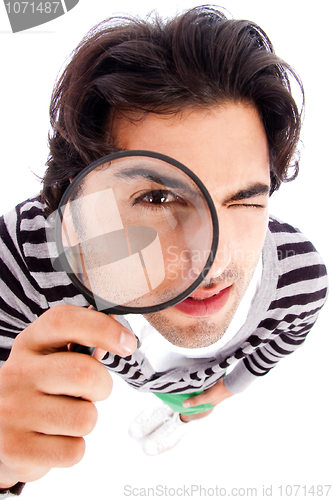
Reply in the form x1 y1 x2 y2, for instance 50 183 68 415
55 150 219 314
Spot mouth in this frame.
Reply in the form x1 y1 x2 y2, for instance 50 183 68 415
174 284 232 317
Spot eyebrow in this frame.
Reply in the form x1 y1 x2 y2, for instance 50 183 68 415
113 166 201 197
224 183 270 204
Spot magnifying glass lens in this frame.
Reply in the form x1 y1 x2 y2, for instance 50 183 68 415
56 152 218 314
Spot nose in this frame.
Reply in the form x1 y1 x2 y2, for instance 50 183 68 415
205 209 232 279
206 241 232 279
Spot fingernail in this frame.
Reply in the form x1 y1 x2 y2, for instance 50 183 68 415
183 401 191 408
119 330 137 354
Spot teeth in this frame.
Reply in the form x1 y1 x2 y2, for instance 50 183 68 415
191 294 217 301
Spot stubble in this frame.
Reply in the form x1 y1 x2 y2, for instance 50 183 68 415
143 263 257 348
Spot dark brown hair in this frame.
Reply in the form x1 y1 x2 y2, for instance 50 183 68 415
42 5 303 214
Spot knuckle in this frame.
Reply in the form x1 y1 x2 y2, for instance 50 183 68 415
0 357 40 404
73 402 98 436
0 361 17 390
71 357 98 390
0 399 15 427
0 391 26 431
101 372 113 400
0 434 15 462
0 432 26 466
71 357 112 400
45 304 70 331
61 438 86 467
9 330 25 353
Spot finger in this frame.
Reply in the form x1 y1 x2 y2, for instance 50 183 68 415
31 351 113 402
182 391 214 408
68 344 108 361
180 409 214 422
184 380 233 408
182 383 223 408
19 395 99 437
92 348 108 361
3 432 86 474
16 305 137 357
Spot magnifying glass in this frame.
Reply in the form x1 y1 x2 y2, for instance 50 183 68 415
53 150 219 353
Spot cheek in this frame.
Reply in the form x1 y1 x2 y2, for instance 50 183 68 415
225 208 269 268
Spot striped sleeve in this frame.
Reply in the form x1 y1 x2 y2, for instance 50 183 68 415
0 203 46 362
0 197 86 365
224 218 328 394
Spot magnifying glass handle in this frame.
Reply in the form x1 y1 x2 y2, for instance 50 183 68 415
73 344 96 356
72 305 97 356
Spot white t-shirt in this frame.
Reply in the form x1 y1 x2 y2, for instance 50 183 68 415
127 257 262 372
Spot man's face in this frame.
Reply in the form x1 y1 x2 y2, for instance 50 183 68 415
112 102 270 348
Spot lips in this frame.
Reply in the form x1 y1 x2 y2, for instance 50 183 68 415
174 284 231 317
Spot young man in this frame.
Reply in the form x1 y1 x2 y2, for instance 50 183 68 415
0 6 328 496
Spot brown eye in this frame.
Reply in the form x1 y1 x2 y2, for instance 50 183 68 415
143 190 173 204
133 190 184 207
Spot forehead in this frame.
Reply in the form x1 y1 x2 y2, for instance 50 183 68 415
112 103 270 199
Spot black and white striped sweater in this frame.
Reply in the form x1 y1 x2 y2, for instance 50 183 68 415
0 196 328 395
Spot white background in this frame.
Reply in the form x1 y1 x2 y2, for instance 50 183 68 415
0 1 332 499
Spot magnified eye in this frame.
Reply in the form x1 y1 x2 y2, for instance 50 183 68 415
133 189 184 206
55 151 219 313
